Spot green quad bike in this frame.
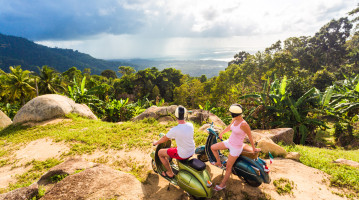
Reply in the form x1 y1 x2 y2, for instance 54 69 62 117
150 133 213 199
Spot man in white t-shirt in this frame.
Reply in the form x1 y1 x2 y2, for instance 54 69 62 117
152 106 195 178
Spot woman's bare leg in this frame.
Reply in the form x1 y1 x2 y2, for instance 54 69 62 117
210 142 227 167
242 144 253 153
219 154 238 188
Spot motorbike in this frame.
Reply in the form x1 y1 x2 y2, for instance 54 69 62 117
150 133 213 199
195 123 271 187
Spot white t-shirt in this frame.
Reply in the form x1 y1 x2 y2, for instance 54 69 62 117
166 122 195 158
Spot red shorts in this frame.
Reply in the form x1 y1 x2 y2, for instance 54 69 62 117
167 147 189 160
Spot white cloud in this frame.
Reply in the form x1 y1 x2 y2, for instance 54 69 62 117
30 0 358 60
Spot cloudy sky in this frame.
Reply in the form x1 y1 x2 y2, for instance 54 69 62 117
0 0 357 61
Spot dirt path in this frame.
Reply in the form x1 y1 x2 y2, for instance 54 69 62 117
0 139 351 199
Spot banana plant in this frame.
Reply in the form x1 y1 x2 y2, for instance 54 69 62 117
240 76 328 144
239 77 287 129
284 87 329 144
330 74 359 121
199 100 215 111
104 98 130 122
68 76 100 104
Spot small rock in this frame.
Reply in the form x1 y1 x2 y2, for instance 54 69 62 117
332 159 359 168
257 137 287 156
285 152 301 161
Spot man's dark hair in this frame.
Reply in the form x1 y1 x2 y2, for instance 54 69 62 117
176 106 185 120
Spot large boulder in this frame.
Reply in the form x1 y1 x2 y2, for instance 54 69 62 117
133 105 225 126
257 137 287 157
13 94 97 125
246 128 294 145
0 183 38 200
0 110 12 128
41 164 144 200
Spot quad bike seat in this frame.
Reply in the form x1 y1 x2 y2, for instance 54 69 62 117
179 158 206 171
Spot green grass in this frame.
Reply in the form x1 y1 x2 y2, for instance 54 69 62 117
0 115 213 159
0 115 178 155
283 145 359 195
111 157 150 183
7 158 61 192
273 178 295 195
50 174 68 183
30 186 46 200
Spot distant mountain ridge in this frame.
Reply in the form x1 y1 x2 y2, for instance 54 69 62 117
0 33 228 77
0 33 134 74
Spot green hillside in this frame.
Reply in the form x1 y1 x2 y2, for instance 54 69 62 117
0 33 136 74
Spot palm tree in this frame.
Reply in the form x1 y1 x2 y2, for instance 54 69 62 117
0 66 36 105
37 65 63 94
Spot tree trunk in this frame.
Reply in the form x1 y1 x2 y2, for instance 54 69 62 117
35 77 39 96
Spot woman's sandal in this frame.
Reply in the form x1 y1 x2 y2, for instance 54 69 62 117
210 162 225 169
214 185 226 191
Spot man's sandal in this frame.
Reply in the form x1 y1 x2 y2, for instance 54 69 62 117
161 171 175 179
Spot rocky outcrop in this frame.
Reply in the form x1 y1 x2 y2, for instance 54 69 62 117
246 128 294 145
41 164 143 200
0 183 38 200
0 110 12 129
257 137 287 157
332 159 359 168
133 105 225 126
12 94 97 125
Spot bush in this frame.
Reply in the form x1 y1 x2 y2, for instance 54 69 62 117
334 122 355 147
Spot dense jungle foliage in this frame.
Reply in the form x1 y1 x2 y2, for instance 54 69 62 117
1 5 359 148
